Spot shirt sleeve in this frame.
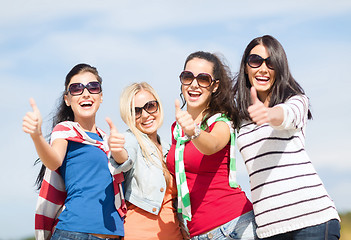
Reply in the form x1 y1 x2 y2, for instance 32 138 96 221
273 95 309 130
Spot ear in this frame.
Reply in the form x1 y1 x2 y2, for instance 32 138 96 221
64 94 70 107
212 80 219 93
100 93 103 103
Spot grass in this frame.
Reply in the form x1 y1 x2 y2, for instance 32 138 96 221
340 212 351 240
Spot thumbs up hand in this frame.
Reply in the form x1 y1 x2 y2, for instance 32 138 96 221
175 99 196 137
106 117 128 163
106 117 125 153
22 98 43 138
247 87 269 126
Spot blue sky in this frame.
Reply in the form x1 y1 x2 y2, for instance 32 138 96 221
1 1 351 239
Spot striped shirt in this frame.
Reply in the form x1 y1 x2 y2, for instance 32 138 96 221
237 95 340 238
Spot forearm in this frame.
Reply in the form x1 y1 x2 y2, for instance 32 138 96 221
191 131 226 155
268 105 284 127
31 135 65 170
191 122 230 155
111 149 128 164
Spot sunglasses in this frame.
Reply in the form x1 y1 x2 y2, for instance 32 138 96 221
246 54 274 70
134 100 159 119
66 81 102 96
179 71 216 88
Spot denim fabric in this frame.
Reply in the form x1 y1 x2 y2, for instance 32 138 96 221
51 229 122 240
261 219 341 240
111 130 170 215
191 210 258 240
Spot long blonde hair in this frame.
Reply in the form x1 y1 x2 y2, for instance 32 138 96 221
120 82 170 185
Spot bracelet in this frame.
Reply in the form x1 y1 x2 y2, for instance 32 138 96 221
186 123 201 140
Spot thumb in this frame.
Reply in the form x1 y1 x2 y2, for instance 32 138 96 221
106 117 118 133
250 87 260 105
29 98 40 114
175 99 181 115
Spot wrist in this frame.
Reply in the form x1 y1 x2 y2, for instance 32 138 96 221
30 131 43 141
186 123 201 140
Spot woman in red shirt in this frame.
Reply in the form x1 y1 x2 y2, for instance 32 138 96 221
166 51 257 239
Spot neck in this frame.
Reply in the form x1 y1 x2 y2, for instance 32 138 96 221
75 117 97 133
148 132 159 145
187 107 206 124
258 92 270 107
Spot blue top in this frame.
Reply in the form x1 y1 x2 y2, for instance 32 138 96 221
56 132 124 236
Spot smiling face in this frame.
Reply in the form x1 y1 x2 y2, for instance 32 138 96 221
182 57 218 113
134 89 161 138
246 44 276 103
64 71 103 123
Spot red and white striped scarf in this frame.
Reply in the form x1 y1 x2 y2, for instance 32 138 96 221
35 121 127 240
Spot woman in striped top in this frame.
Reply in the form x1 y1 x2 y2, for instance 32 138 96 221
233 35 340 239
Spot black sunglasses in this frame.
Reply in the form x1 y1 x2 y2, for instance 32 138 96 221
134 100 159 119
66 81 102 96
179 71 216 88
246 54 274 70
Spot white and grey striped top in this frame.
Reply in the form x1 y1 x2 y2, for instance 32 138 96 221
237 94 340 238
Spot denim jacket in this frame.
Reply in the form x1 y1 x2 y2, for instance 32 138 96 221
112 129 170 215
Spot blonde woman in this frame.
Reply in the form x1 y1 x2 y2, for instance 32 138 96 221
108 82 184 240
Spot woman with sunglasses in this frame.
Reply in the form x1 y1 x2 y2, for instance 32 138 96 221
166 51 257 239
109 82 184 240
22 63 125 240
233 35 340 239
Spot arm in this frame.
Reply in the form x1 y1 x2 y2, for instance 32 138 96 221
106 117 128 164
248 87 308 129
22 98 66 170
191 121 230 155
31 136 67 170
175 100 230 155
248 87 285 127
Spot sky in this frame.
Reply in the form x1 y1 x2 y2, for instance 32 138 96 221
1 0 351 239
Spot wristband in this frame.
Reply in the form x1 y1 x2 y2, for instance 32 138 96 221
186 123 201 140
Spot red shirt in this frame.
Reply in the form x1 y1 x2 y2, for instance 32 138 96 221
166 122 253 237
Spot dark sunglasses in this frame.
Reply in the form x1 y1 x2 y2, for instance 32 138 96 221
135 100 159 119
66 81 102 96
246 54 274 70
179 71 216 88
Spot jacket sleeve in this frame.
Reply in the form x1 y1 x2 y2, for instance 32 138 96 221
110 130 138 172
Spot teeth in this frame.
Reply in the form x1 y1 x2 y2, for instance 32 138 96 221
80 101 93 107
256 77 269 81
143 120 153 125
189 91 201 97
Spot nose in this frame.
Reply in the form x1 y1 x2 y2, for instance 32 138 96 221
190 78 200 88
81 87 90 96
258 62 269 73
140 108 150 118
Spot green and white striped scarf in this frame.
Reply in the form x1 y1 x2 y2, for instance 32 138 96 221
173 113 238 221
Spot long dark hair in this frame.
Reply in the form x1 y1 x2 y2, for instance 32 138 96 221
35 63 102 190
233 35 312 126
180 51 238 128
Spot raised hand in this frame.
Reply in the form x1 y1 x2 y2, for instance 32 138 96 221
106 117 125 153
247 87 270 125
22 98 43 137
175 99 196 137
